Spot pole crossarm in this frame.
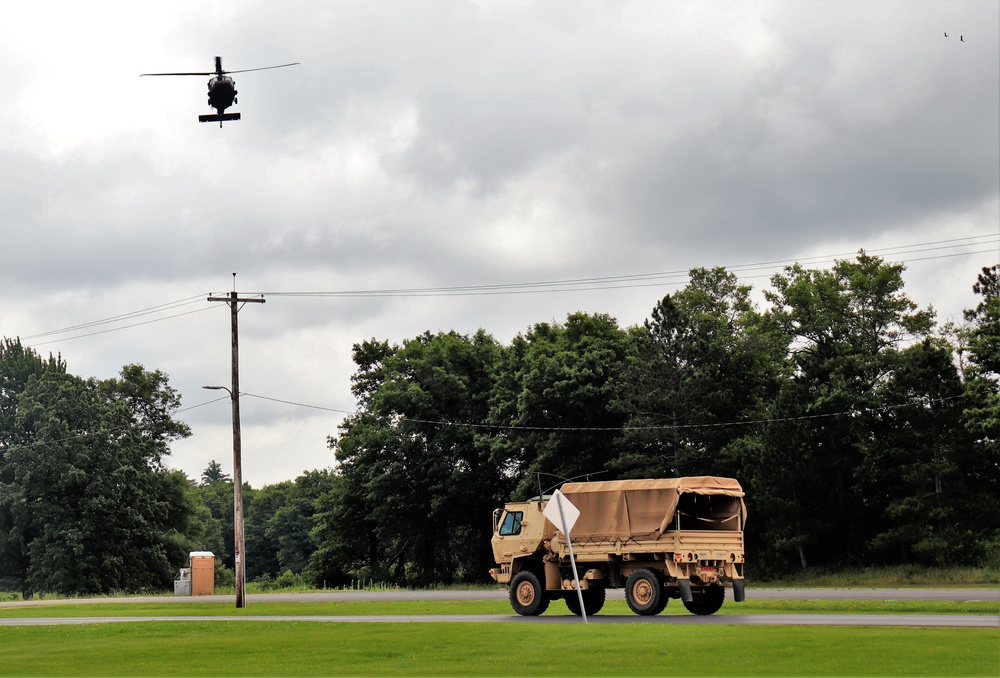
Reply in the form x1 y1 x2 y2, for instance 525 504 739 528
207 295 266 304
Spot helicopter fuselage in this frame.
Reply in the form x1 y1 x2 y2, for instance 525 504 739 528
208 75 237 114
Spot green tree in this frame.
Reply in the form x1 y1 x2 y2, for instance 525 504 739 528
269 470 336 575
489 313 631 499
959 264 1000 563
244 471 336 581
0 339 66 445
187 480 229 564
613 268 786 478
201 459 231 484
751 252 934 570
307 472 355 588
0 340 66 592
327 330 503 586
2 365 193 596
857 339 978 565
245 481 294 579
963 265 1000 441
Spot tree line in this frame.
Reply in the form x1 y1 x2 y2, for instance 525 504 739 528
2 253 998 595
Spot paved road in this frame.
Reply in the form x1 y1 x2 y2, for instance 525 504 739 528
2 587 997 607
0 613 996 628
0 614 1000 630
1 588 996 628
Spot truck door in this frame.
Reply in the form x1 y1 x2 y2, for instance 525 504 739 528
498 509 524 537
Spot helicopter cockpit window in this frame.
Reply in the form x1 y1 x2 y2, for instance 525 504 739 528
498 511 523 536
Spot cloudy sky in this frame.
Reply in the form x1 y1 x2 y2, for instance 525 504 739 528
1 0 997 486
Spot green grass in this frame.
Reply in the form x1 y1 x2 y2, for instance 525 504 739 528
1 598 998 617
757 565 1000 587
0 622 996 676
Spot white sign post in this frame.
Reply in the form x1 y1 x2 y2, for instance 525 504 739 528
543 489 587 623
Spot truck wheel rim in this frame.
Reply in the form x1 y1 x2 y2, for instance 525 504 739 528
632 579 653 605
516 582 535 605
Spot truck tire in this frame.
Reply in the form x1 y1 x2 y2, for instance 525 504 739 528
564 587 607 616
509 570 550 616
683 584 726 615
625 569 665 616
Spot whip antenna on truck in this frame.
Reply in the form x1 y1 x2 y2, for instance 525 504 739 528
534 470 608 503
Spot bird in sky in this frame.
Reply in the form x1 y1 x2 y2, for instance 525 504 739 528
960 35 965 41
945 32 949 37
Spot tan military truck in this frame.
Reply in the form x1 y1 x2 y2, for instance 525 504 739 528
489 476 747 616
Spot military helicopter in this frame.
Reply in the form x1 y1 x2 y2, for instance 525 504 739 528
141 56 299 126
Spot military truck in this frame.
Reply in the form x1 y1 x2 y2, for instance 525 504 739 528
489 476 747 616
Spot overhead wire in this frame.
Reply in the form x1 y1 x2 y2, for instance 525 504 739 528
241 392 356 415
21 295 210 340
26 305 222 346
260 234 997 298
3 387 964 454
233 391 966 434
15 234 997 343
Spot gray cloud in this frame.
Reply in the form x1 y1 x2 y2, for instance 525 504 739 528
0 0 996 484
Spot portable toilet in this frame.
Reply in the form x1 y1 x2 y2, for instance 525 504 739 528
190 551 215 595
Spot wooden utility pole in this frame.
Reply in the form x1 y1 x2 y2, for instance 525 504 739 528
207 276 264 609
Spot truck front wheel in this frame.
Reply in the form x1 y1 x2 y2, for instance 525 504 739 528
510 570 550 616
625 569 665 615
683 584 726 615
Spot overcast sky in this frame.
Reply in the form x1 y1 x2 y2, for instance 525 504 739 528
1 0 997 486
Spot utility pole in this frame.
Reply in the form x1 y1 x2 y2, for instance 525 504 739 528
207 274 264 609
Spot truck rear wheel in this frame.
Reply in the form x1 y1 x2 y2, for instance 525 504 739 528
509 570 549 616
625 569 665 616
683 584 726 615
564 586 606 616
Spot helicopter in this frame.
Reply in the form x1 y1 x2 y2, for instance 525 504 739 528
141 56 299 126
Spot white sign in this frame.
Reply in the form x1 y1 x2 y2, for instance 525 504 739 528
543 489 580 534
543 489 588 622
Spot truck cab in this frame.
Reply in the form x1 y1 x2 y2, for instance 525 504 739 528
489 501 552 585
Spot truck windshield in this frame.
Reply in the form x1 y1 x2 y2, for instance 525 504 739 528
498 511 523 536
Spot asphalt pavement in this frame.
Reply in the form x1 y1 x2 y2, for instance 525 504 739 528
2 587 997 607
1 588 997 628
0 613 996 628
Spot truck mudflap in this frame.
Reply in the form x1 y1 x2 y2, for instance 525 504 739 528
733 578 746 602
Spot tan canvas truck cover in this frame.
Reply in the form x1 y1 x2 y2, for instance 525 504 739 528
558 476 746 541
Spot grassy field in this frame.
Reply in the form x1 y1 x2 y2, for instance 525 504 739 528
0 620 997 676
755 565 1000 588
1 599 998 676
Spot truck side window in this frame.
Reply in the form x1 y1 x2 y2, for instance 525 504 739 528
499 511 523 536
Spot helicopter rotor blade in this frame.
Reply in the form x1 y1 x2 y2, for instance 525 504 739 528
221 62 301 75
140 72 214 77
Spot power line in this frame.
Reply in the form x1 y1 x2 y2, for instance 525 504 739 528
16 234 996 342
235 391 965 433
177 395 232 413
241 392 357 415
0 390 965 455
261 235 997 298
26 305 221 346
1 394 231 453
21 295 209 340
